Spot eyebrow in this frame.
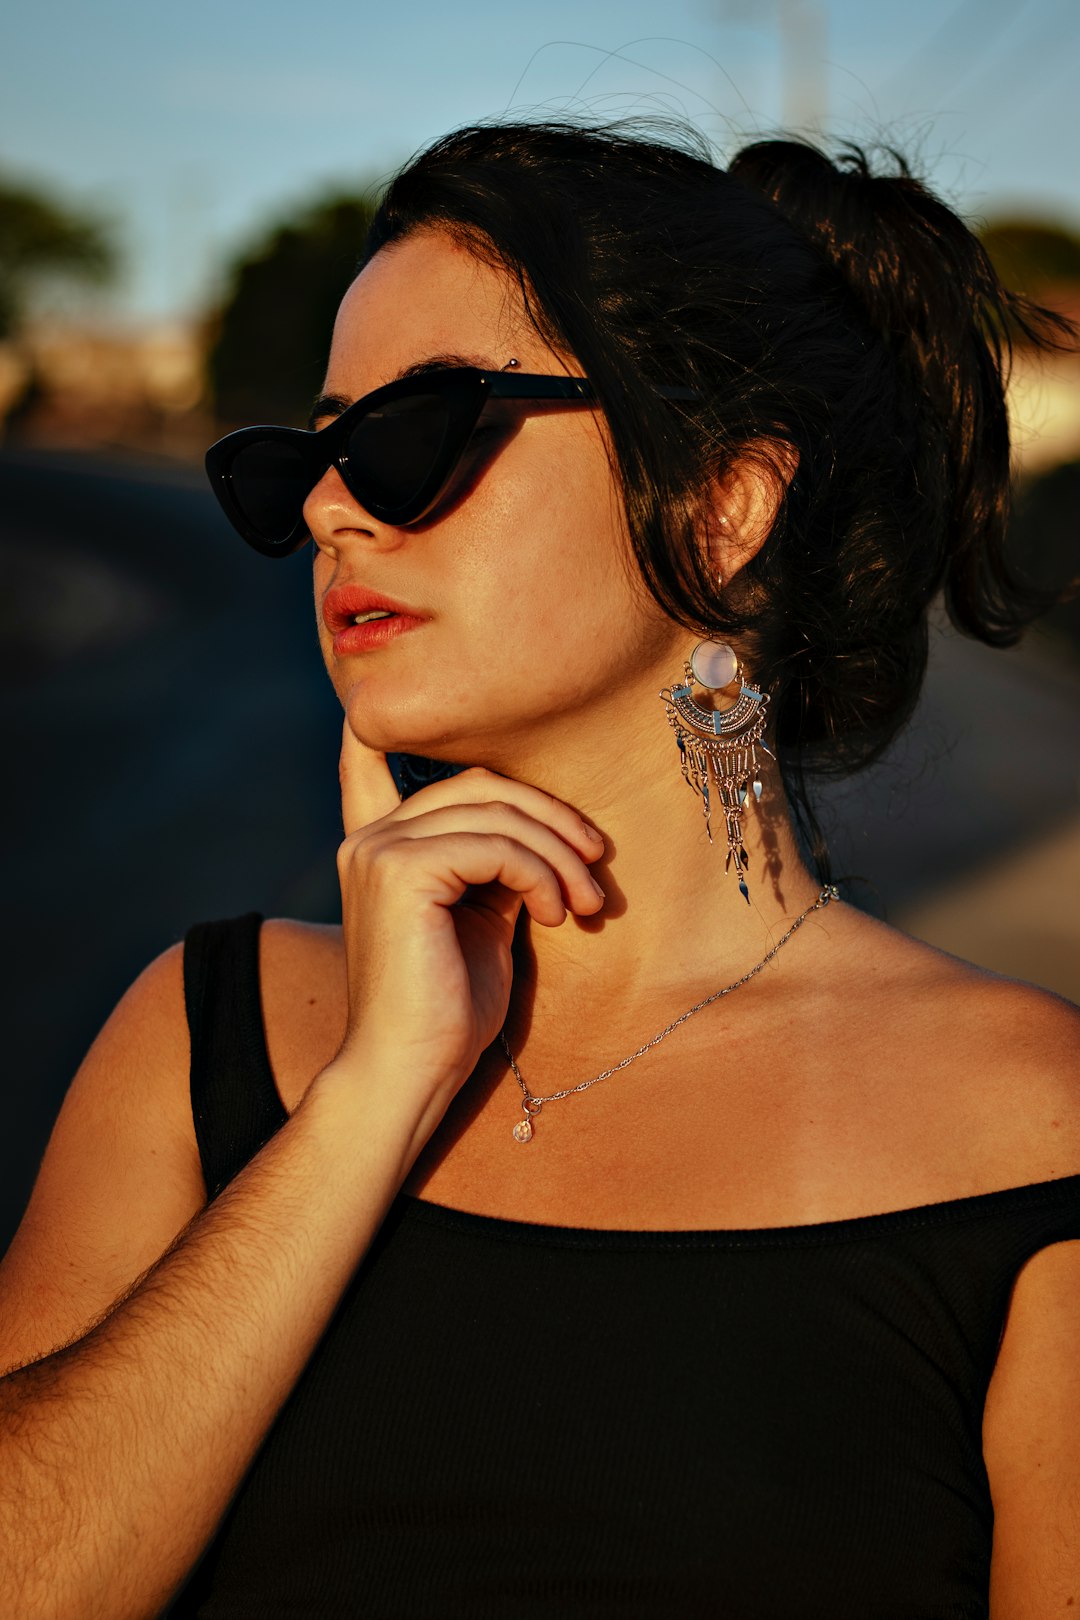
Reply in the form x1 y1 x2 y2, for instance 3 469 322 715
307 352 498 430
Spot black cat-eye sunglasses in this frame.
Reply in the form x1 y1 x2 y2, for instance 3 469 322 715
205 366 699 557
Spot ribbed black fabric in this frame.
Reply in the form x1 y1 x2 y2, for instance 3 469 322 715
167 912 1080 1620
182 912 288 1198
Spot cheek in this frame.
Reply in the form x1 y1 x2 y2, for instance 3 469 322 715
451 439 661 700
465 424 634 615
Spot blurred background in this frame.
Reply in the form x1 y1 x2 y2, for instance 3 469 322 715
2 0 1078 1254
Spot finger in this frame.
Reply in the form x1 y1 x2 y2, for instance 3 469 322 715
399 832 580 927
381 765 606 864
339 714 401 836
383 801 605 913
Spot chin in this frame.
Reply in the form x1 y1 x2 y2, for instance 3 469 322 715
344 706 466 765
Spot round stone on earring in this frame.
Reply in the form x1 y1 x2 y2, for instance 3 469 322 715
691 639 739 691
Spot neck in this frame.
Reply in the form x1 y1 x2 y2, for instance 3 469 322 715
474 678 824 1040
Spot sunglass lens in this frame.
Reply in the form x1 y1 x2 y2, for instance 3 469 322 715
346 393 454 512
229 440 311 544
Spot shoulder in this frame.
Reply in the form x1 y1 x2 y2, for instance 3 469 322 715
57 935 194 1144
0 917 350 1372
946 966 1080 1164
832 906 1080 1166
881 915 1077 1072
0 935 202 1371
257 917 347 1113
830 901 1079 1055
259 914 344 970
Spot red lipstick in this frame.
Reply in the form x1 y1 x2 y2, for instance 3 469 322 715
322 584 427 656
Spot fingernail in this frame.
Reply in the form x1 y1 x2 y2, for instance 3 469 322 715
582 823 604 844
590 876 605 900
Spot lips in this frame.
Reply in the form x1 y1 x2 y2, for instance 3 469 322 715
322 584 427 634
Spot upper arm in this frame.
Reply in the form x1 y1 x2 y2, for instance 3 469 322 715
984 1238 1080 1616
0 940 207 1374
982 985 1080 1614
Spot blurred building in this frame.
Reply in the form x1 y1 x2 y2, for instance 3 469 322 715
0 318 208 459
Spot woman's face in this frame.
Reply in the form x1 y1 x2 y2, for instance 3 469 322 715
308 227 688 769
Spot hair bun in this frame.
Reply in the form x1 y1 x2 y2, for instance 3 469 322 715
729 137 1075 643
730 140 994 389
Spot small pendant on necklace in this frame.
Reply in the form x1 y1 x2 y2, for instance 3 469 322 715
512 1117 534 1143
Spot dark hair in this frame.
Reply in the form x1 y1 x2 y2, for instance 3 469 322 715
363 119 1075 880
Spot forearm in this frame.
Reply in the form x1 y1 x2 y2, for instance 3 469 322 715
0 1064 417 1620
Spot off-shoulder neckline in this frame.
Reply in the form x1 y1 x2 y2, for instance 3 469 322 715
392 1173 1080 1250
226 910 1080 1252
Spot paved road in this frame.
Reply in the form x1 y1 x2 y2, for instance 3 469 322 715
2 446 1078 1253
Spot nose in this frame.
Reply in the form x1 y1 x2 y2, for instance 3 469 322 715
304 463 399 558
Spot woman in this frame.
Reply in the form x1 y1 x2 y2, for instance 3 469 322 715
0 120 1077 1618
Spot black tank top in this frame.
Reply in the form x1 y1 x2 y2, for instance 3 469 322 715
166 911 1080 1620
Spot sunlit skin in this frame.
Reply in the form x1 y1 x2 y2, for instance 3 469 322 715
306 227 831 1067
0 151 1073 1620
0 219 1074 1620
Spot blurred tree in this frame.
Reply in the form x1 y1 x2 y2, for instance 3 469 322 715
0 178 116 340
208 195 377 427
979 219 1080 296
981 218 1080 654
1009 458 1080 664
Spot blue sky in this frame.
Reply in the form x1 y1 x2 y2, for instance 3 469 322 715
2 0 1078 321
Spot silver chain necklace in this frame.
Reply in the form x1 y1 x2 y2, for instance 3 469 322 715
499 884 840 1142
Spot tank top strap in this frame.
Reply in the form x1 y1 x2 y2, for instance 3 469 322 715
182 911 289 1200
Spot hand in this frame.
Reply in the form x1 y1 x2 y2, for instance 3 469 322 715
329 718 605 1139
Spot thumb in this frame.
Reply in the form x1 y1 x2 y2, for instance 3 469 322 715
339 713 401 836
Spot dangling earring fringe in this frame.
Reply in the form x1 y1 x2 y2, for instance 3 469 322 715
659 639 773 904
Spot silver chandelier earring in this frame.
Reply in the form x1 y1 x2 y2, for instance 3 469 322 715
659 577 773 905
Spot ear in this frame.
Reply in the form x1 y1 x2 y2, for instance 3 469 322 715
702 441 799 590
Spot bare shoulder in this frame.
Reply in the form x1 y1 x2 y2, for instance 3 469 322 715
845 904 1079 1059
259 913 344 969
825 903 1080 1173
257 917 347 1112
0 937 205 1372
